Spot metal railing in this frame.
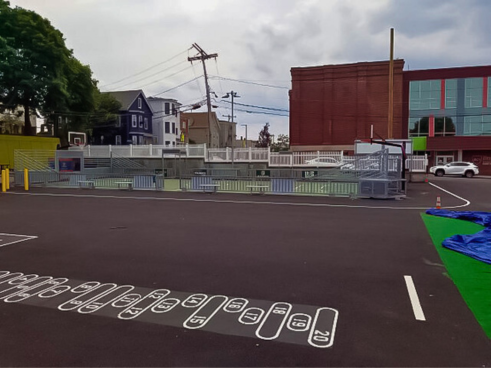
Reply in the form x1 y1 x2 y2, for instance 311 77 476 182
78 144 427 172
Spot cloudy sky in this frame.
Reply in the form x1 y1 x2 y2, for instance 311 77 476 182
7 0 491 140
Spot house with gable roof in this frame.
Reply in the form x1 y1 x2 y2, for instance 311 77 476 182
92 90 153 145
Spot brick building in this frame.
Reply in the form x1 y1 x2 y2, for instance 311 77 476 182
289 60 491 174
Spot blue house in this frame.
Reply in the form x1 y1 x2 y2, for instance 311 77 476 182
93 90 154 145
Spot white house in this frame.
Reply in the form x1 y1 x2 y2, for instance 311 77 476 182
147 97 181 146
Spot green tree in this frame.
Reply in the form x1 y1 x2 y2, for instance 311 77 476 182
85 91 121 142
270 134 289 152
0 0 95 136
256 122 271 148
46 57 98 140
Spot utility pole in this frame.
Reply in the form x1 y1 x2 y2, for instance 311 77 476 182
223 91 240 164
388 28 394 139
188 43 218 148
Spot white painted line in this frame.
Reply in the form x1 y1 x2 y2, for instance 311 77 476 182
0 233 38 248
427 182 470 208
255 302 292 340
404 275 426 321
7 191 469 211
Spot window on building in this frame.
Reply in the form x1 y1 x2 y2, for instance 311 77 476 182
464 115 491 136
165 102 170 115
138 98 142 109
172 104 177 116
172 122 175 134
409 80 441 110
139 115 143 128
116 116 121 127
138 136 144 145
408 117 429 137
131 135 138 145
445 79 457 109
465 78 483 108
434 116 456 136
144 117 148 130
132 115 137 127
165 141 170 146
165 121 170 133
115 135 122 145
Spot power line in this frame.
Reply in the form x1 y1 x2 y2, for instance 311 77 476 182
209 75 289 90
106 61 190 91
153 76 204 96
221 100 289 112
100 48 191 88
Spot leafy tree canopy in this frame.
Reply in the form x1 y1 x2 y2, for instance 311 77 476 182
0 0 98 135
270 134 289 152
256 122 271 148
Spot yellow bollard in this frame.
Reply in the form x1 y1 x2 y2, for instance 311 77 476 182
6 168 9 190
1 170 5 193
24 168 29 191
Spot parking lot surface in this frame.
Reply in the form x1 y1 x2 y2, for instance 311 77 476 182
0 180 490 367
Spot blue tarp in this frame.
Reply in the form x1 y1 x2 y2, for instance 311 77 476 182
425 209 491 264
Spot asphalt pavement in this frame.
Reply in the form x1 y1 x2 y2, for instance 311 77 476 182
0 181 490 367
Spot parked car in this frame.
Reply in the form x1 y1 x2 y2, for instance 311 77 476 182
429 161 479 178
305 157 342 167
341 159 379 171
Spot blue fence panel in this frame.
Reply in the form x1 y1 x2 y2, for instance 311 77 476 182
191 176 213 192
134 175 154 189
272 178 294 193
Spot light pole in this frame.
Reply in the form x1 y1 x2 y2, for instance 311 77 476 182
241 124 248 148
222 91 240 161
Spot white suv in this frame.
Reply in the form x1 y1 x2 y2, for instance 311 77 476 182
429 161 479 178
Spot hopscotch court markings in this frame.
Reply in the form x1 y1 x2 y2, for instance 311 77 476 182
0 233 38 248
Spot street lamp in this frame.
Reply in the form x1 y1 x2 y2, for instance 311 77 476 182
241 124 247 148
222 91 240 161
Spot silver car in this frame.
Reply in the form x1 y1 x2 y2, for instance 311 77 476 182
429 161 479 178
305 157 342 167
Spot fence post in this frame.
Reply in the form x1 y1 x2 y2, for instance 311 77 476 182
24 168 29 191
130 144 133 157
203 144 207 162
249 147 252 161
6 168 9 190
268 148 271 166
109 145 112 157
149 144 153 156
1 170 5 192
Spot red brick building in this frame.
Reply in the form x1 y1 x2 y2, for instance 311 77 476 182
289 60 491 174
289 60 405 151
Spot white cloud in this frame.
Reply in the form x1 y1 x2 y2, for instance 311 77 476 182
6 0 491 137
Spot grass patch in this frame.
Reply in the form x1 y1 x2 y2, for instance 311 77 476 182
421 213 491 338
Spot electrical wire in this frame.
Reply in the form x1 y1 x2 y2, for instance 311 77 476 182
106 61 190 90
100 48 191 88
220 100 289 112
153 76 204 96
209 75 289 90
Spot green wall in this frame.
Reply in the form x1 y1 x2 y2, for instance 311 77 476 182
411 137 427 151
0 135 60 169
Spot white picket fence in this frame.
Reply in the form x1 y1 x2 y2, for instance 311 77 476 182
79 144 427 172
